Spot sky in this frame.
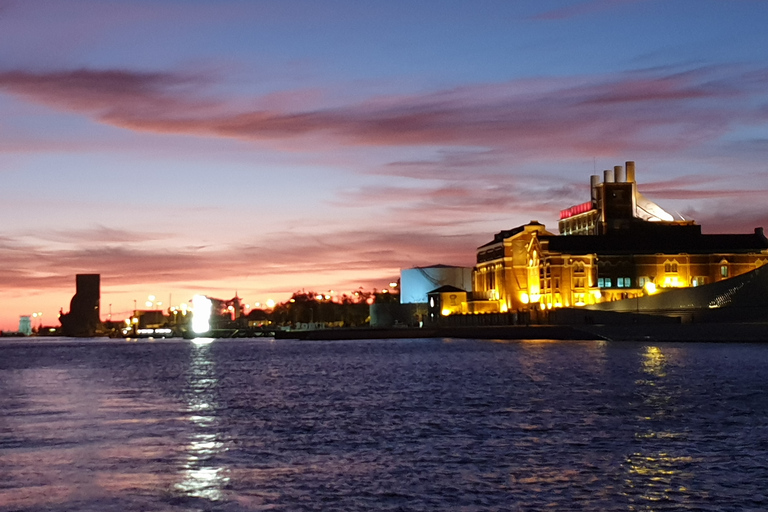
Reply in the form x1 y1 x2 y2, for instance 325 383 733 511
1 0 768 330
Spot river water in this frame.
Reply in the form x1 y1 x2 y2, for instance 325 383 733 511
1 337 768 511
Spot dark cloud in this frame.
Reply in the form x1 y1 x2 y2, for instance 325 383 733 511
1 65 766 159
688 203 768 234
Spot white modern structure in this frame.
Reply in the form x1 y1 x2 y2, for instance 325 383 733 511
400 265 473 304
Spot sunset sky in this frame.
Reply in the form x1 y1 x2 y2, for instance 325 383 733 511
2 0 768 330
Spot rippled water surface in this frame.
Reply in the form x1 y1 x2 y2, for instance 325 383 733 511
2 337 768 511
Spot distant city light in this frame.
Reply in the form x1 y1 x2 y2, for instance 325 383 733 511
191 295 212 334
266 299 275 308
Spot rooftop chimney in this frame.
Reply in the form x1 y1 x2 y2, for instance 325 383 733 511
625 161 636 183
614 165 626 183
590 174 600 201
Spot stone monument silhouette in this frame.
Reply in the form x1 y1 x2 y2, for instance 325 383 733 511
59 274 101 337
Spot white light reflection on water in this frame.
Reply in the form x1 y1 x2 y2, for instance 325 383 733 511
174 339 230 501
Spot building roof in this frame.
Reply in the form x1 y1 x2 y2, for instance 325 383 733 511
477 221 548 249
544 227 768 256
427 285 467 294
412 264 465 269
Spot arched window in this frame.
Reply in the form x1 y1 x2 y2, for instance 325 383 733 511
720 259 729 278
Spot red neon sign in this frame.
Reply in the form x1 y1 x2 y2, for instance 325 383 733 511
560 201 594 220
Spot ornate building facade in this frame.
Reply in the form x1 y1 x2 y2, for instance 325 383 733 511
471 162 768 314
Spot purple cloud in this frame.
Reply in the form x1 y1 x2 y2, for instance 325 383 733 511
1 65 766 159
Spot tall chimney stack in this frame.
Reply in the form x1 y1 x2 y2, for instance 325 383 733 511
590 174 600 201
614 165 626 183
603 169 614 183
625 161 636 183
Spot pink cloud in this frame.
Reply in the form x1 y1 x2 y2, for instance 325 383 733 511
0 225 478 294
639 173 768 200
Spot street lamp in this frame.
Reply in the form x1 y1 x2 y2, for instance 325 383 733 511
32 312 42 331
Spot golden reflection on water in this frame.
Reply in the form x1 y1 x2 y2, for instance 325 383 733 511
624 345 692 509
642 346 667 379
174 340 229 501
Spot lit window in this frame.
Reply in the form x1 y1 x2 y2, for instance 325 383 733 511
721 265 729 278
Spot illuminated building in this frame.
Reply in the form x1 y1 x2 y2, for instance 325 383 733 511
472 162 768 314
427 285 468 323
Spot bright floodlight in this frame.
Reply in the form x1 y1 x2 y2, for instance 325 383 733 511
192 295 212 334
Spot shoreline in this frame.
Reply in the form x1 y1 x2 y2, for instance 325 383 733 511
4 322 768 343
276 322 768 343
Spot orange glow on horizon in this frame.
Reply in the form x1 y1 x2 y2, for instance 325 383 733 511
0 270 401 331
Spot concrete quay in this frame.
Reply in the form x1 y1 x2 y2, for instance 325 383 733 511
275 323 768 343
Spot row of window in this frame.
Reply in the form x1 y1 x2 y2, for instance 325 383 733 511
597 277 632 288
598 275 714 289
666 263 730 276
